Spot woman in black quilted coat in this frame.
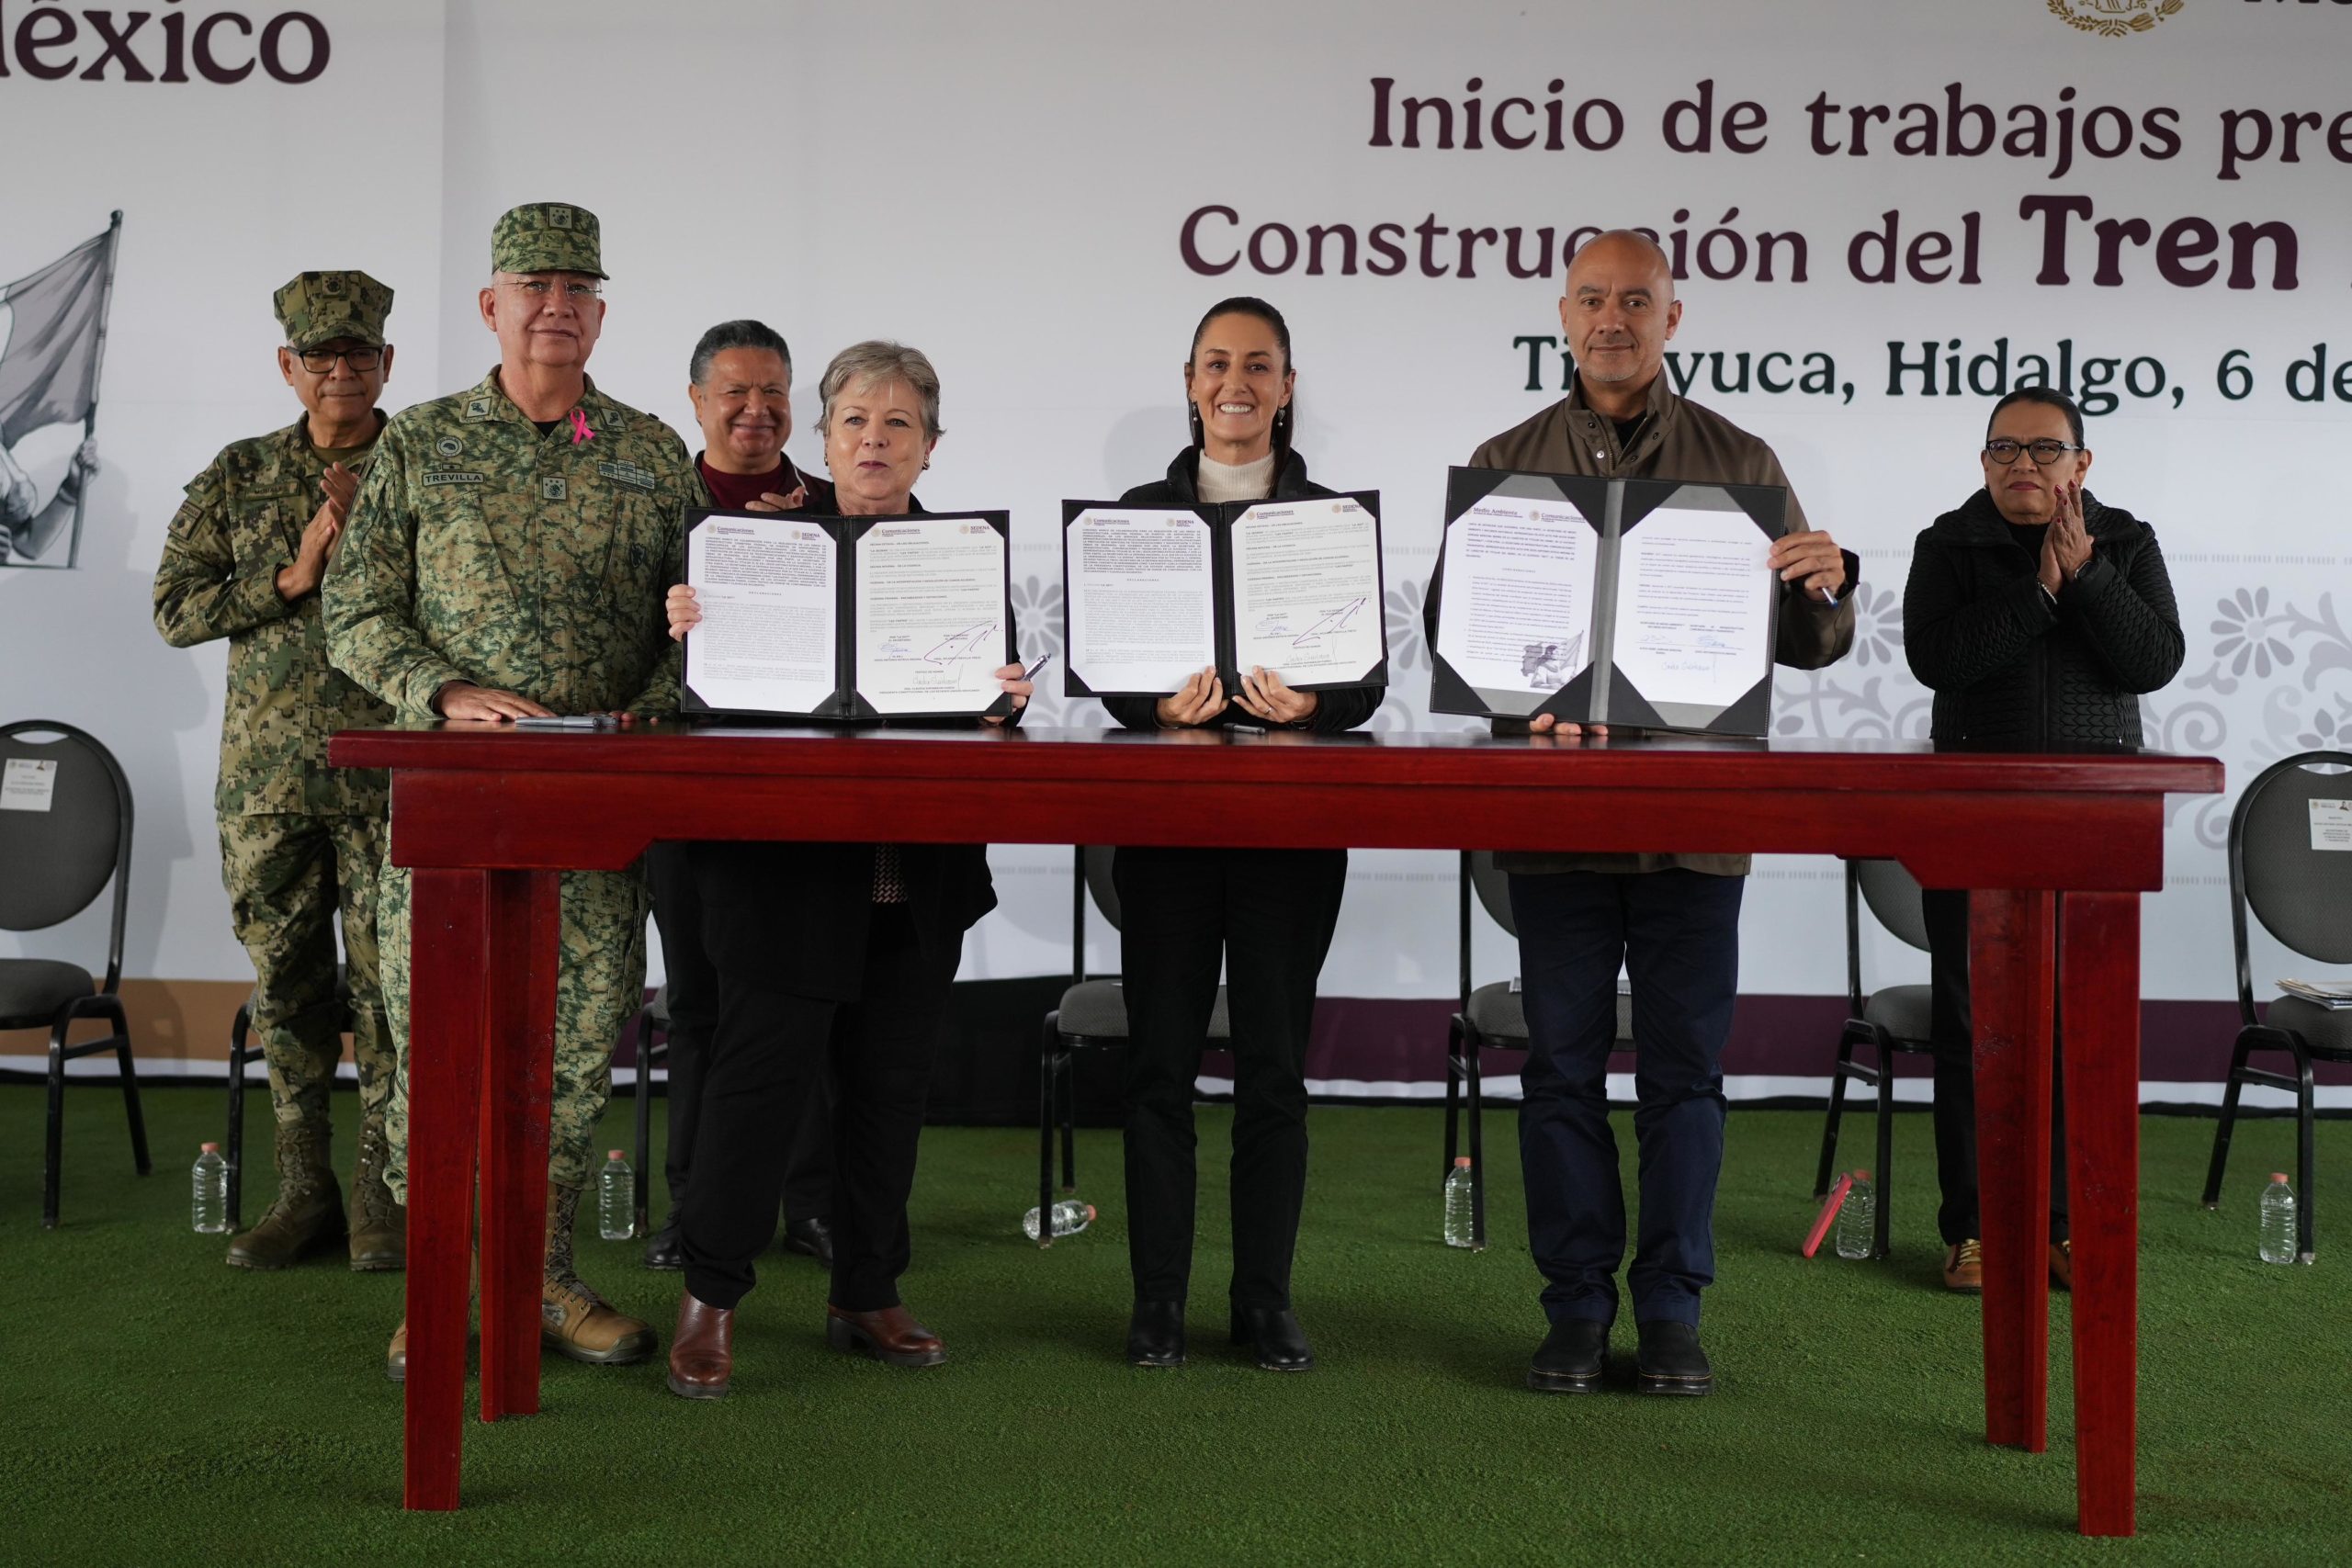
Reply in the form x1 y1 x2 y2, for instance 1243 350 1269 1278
1902 387 2184 1295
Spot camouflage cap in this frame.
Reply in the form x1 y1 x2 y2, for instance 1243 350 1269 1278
273 270 393 350
491 202 607 279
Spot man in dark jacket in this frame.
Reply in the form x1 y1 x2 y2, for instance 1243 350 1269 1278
1903 386 2183 1294
641 319 838 1273
1431 230 1858 1398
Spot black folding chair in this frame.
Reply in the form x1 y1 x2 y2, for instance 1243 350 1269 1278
1442 851 1632 1249
224 964 350 1229
1035 846 1228 1247
2202 750 2352 1262
629 983 673 1242
0 720 151 1228
1812 859 1934 1260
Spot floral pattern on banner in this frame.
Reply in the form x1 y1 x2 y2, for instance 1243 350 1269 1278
1008 571 1108 728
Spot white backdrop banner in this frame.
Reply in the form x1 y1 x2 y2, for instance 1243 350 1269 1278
6 0 2349 1067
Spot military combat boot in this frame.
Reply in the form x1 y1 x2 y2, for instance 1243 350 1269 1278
347 1117 406 1272
542 1182 657 1366
226 1122 345 1269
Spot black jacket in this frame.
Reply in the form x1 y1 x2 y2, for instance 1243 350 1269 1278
1101 447 1385 734
1902 488 2184 748
696 486 1006 999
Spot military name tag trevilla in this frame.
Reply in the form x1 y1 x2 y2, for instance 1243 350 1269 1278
424 470 487 486
598 461 657 491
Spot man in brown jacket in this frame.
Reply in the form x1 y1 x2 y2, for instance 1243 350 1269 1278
1431 230 1856 1398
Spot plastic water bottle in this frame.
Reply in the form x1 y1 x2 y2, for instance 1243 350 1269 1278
2259 1173 2301 1265
1023 1199 1095 1241
1443 1156 1479 1249
598 1149 635 1241
1834 1169 1877 1260
191 1142 229 1235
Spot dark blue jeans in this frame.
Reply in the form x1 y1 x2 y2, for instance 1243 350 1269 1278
1510 868 1745 1329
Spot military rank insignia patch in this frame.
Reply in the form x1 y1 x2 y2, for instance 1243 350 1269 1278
597 460 656 491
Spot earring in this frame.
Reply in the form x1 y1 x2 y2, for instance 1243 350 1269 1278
922 458 931 469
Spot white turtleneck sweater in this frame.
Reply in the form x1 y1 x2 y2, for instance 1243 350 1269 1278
1195 450 1276 504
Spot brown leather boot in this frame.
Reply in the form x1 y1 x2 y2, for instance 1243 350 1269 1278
667 1292 734 1399
386 1318 406 1383
348 1118 406 1272
542 1182 656 1366
826 1303 945 1367
226 1122 344 1269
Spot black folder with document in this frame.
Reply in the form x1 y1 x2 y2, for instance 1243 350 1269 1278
680 506 1016 721
1058 492 1387 698
1429 466 1788 737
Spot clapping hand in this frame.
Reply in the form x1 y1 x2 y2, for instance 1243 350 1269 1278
277 462 358 599
2040 480 2092 593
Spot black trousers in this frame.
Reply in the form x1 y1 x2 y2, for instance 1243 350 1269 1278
1510 869 1744 1328
1923 887 2069 1247
1114 846 1347 1311
647 844 834 1227
676 879 958 1314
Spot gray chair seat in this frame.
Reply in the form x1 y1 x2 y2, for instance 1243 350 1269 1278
0 957 95 1028
1464 981 1526 1043
1861 984 1934 1044
1464 983 1634 1047
1056 978 1229 1042
2267 996 2352 1056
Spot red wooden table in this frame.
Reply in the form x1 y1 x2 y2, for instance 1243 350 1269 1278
329 723 2222 1531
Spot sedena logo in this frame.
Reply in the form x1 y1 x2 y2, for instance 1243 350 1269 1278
2049 0 2186 36
0 3 331 85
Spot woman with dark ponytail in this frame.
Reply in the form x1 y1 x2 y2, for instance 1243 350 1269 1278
1102 298 1381 1373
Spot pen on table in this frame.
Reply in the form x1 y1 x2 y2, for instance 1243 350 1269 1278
513 716 611 729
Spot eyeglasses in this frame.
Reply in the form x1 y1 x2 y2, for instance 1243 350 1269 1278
1983 438 2085 467
502 278 602 302
295 346 384 373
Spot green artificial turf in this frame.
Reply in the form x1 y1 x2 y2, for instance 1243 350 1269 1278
2 1083 2345 1566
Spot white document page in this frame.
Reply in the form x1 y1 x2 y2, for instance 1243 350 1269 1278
1432 494 1599 694
1229 497 1383 685
685 515 838 715
2312 798 2352 852
854 517 1007 716
1065 508 1216 694
1610 506 1776 710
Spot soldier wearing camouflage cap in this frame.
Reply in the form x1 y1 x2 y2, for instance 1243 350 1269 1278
326 203 706 1379
153 269 404 1274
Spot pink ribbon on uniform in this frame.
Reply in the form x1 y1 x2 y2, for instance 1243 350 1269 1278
569 409 594 444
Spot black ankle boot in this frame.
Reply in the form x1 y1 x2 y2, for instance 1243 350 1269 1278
1527 1318 1609 1394
1229 1305 1314 1372
1634 1320 1713 1396
1127 1300 1186 1368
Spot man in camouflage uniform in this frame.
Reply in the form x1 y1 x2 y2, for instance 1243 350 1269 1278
325 203 704 1379
153 271 404 1271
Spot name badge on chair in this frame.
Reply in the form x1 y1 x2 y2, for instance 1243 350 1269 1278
1 758 57 812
